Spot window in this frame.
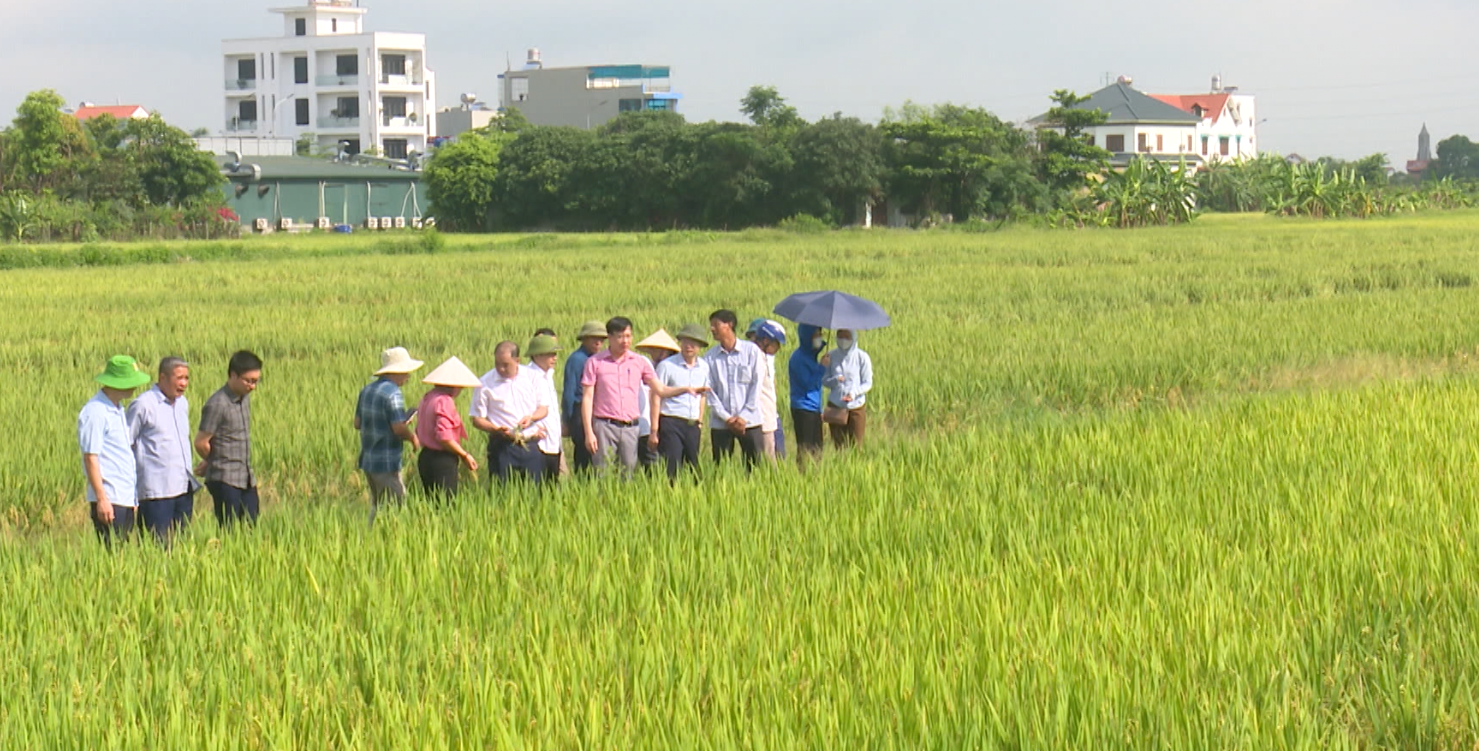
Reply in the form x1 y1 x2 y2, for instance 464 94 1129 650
1155 134 1163 152
383 139 408 159
1201 136 1209 156
618 98 642 113
510 78 529 102
646 99 674 111
1086 135 1095 147
1219 136 1230 156
335 96 359 118
295 98 310 126
1105 134 1125 152
382 54 406 76
336 54 358 76
294 57 308 85
1187 135 1193 152
331 18 337 32
382 96 407 118
1136 133 1148 153
237 59 256 82
294 18 306 36
342 138 361 156
238 100 257 123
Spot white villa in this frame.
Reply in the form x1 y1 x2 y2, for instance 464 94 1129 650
221 0 436 160
1151 76 1258 161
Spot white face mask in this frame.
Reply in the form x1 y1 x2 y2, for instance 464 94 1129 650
836 337 854 351
812 336 825 351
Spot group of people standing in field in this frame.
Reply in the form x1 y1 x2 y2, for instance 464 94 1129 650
75 309 875 544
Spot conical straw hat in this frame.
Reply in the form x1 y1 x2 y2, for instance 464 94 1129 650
636 328 680 353
421 356 482 388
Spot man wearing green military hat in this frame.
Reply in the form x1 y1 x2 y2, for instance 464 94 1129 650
561 320 607 474
78 355 152 546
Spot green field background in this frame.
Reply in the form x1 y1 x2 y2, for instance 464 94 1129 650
3 213 1479 747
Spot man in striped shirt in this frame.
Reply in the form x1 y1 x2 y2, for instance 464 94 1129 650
703 309 765 471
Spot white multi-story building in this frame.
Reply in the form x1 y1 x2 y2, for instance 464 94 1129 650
222 0 436 159
1150 76 1258 162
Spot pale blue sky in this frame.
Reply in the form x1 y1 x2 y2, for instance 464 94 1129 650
2 0 1475 167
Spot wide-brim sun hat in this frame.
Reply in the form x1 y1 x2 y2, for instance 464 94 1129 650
674 323 709 348
95 354 152 390
576 320 609 340
636 329 680 353
527 334 560 357
374 346 424 375
421 356 482 388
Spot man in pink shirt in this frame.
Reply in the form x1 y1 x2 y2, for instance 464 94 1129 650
582 317 702 474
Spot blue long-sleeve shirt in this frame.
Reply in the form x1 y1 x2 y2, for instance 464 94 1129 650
705 340 764 429
789 323 826 412
561 347 592 423
823 346 873 409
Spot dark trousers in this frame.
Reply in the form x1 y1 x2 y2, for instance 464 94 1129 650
567 416 594 474
208 481 259 528
659 418 702 481
638 434 659 473
775 424 787 460
139 490 195 545
543 452 561 479
711 426 764 471
488 439 545 485
418 448 461 498
91 503 136 548
792 408 824 458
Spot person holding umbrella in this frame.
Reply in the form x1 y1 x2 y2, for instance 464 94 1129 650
772 290 888 452
415 357 481 498
788 324 829 467
823 329 872 448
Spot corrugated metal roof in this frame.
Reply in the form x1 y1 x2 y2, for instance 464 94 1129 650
215 155 422 181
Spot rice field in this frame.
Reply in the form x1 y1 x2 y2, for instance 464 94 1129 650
3 213 1479 748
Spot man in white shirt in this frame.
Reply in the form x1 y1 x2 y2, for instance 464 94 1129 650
470 341 551 485
524 334 563 481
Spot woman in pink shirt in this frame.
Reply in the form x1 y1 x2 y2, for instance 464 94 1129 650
415 357 480 498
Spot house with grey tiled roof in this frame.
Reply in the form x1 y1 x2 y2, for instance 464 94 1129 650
1030 79 1203 169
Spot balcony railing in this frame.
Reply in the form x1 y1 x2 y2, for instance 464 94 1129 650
316 74 359 87
226 120 258 132
318 116 360 129
225 79 257 91
380 115 423 130
378 74 422 87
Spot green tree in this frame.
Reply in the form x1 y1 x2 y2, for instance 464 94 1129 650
740 86 802 130
124 115 225 207
490 127 598 228
10 89 95 195
425 130 509 231
1433 135 1479 181
880 103 1042 222
787 115 885 224
1034 90 1111 197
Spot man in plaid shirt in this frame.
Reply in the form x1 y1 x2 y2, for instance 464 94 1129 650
355 347 423 522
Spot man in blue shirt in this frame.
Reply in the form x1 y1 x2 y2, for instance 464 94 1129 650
79 355 152 547
704 309 765 471
355 347 423 523
127 356 199 545
562 320 607 475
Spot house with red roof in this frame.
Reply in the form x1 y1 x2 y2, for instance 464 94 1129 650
1149 76 1258 161
72 104 151 121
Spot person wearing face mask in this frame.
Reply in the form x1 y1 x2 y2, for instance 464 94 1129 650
788 324 830 467
822 329 872 448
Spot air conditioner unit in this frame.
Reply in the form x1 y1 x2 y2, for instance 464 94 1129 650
393 216 406 229
253 217 269 232
380 216 393 230
365 217 379 229
317 217 332 230
422 217 436 228
278 217 292 231
411 218 423 229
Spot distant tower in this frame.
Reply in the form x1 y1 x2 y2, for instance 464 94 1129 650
1417 124 1431 162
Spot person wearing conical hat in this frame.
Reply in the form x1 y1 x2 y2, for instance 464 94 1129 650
355 347 424 523
79 355 152 547
562 320 608 475
652 324 712 482
634 329 680 473
415 357 481 498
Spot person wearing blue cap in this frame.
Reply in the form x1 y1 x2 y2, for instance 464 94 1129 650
749 320 788 461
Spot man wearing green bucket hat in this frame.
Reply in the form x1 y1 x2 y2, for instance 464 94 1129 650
562 320 607 474
78 355 152 546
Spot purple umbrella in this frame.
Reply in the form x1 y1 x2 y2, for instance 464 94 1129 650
772 290 891 331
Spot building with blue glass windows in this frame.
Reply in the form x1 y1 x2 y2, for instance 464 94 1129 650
498 49 681 129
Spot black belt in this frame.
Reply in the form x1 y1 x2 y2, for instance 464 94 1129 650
660 415 699 426
597 417 639 428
